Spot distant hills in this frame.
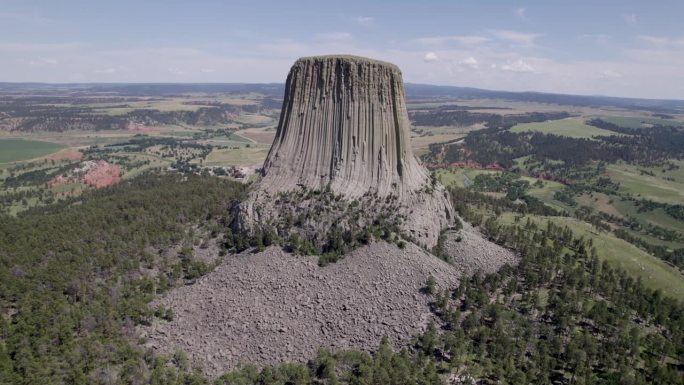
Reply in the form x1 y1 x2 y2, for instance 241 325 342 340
1 82 683 113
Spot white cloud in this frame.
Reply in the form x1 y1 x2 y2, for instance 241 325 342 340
600 70 622 78
515 8 527 19
2 30 684 99
459 57 479 69
623 13 637 25
500 59 535 72
490 30 540 46
424 52 439 63
355 16 374 26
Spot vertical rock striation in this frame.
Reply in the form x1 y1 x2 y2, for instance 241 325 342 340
237 55 453 248
261 55 426 197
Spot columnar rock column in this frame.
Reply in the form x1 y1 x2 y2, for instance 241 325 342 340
237 55 454 248
260 55 427 197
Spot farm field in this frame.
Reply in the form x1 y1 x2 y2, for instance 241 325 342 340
510 118 620 138
0 139 67 163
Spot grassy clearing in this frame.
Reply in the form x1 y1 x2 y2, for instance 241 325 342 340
435 168 566 208
523 177 565 203
434 168 499 188
598 115 684 129
0 139 67 163
605 163 684 205
235 128 276 145
575 192 625 219
234 113 275 125
500 213 684 299
510 118 620 139
611 199 684 233
201 146 269 166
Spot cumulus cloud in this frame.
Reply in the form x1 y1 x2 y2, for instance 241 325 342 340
423 52 439 63
459 57 479 69
200 68 215 73
490 30 540 46
499 59 535 72
167 67 184 75
355 16 374 26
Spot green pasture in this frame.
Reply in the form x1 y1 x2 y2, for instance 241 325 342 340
0 139 67 163
510 118 620 139
606 163 684 205
500 213 684 299
598 116 684 129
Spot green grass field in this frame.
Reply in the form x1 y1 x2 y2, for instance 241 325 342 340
522 176 565 203
598 116 684 129
510 118 620 139
0 139 67 163
500 213 684 299
201 146 269 166
435 168 567 208
605 163 684 205
434 168 499 188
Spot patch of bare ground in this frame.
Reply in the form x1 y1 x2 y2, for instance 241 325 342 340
142 233 517 378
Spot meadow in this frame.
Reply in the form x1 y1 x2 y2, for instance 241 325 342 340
598 115 684 129
605 163 684 204
200 146 270 166
510 117 620 138
0 138 66 163
500 213 684 299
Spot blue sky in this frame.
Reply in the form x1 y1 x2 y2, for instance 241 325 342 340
1 0 683 99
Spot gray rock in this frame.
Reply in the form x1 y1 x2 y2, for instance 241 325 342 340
235 55 453 248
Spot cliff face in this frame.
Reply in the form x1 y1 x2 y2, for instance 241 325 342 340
261 55 427 197
237 55 453 248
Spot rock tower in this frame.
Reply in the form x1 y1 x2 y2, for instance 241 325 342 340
237 55 453 248
261 55 427 197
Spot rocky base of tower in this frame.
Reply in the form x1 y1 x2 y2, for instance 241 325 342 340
234 176 454 252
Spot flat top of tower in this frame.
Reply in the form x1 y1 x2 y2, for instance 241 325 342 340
294 55 401 71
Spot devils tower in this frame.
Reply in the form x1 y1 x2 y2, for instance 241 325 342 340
237 55 453 248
